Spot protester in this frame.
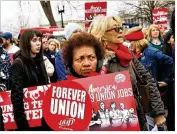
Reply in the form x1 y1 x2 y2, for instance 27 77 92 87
0 37 11 90
0 32 20 54
64 23 83 40
163 30 175 61
88 15 166 130
42 37 58 82
62 32 104 79
166 8 175 131
10 29 50 130
55 22 84 81
147 24 164 51
55 51 66 80
48 39 60 52
125 26 173 112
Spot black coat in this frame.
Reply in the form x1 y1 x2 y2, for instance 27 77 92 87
0 107 4 131
10 52 50 130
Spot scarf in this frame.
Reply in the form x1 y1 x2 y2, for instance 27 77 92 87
106 43 133 67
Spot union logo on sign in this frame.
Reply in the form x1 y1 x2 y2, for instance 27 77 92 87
115 74 126 83
58 118 75 127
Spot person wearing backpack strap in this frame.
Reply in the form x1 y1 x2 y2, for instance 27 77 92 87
10 29 50 131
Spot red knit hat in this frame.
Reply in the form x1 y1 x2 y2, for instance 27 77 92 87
124 26 144 41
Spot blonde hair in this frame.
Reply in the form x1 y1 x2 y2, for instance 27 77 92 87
132 38 149 53
88 15 122 46
142 28 148 39
48 39 60 51
147 24 163 40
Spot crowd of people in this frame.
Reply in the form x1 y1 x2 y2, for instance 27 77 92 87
0 8 175 131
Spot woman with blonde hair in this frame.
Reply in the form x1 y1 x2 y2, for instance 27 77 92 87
125 26 174 130
147 24 164 51
48 38 60 52
88 15 166 130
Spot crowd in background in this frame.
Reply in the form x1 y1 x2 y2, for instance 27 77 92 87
0 8 175 131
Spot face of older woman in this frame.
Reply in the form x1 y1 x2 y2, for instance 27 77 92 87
72 46 97 77
103 20 124 44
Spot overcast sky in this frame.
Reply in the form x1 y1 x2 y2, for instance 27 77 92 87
0 1 137 37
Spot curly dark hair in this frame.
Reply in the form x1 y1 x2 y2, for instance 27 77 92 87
62 32 105 68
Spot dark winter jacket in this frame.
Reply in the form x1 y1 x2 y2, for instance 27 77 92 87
104 50 165 117
138 46 173 85
10 52 49 130
0 46 11 90
0 107 4 131
44 50 58 83
55 50 67 80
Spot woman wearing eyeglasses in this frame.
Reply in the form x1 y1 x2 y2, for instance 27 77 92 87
88 15 166 131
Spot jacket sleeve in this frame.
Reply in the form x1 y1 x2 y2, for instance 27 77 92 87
154 51 174 84
55 51 67 80
43 56 54 77
10 60 29 130
132 56 165 117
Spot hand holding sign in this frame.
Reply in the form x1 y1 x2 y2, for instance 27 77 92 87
43 81 92 131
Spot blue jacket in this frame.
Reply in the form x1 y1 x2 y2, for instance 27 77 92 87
139 46 173 84
55 50 67 80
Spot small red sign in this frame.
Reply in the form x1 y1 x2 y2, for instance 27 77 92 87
0 85 51 130
85 2 107 28
152 8 168 30
43 81 92 131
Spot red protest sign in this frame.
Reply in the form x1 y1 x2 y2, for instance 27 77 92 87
0 85 51 130
85 2 107 28
152 8 168 30
74 71 140 131
43 80 92 131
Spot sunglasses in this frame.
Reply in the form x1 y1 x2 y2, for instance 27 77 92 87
106 26 123 33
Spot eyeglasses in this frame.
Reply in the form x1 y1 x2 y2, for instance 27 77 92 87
106 26 123 33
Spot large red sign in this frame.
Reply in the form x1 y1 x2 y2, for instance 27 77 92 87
0 71 140 131
74 71 140 131
43 81 92 131
85 2 107 28
152 8 168 30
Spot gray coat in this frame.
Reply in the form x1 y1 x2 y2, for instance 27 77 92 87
100 51 165 117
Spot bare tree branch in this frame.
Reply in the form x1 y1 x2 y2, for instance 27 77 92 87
40 1 57 26
119 1 174 25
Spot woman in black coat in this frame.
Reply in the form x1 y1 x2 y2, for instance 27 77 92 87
10 29 50 131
